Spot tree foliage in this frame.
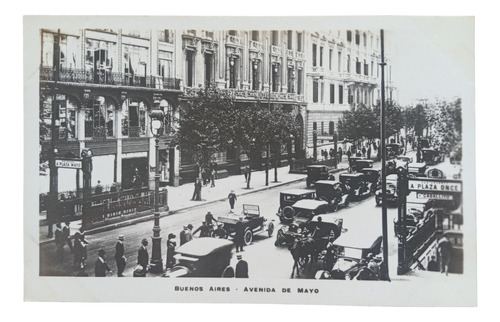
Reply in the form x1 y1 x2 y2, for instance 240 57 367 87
337 104 378 142
403 104 428 137
428 98 462 156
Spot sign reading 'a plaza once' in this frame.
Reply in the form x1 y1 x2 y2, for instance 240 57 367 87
408 178 462 193
55 159 82 169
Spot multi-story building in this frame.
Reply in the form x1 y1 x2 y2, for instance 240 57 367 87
302 30 389 156
39 28 307 194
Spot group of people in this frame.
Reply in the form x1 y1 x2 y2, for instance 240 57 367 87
319 148 342 163
54 222 89 269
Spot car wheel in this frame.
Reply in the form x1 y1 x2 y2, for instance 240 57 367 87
283 206 295 221
243 228 253 246
267 222 275 237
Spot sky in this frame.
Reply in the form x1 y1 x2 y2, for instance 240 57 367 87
383 17 474 106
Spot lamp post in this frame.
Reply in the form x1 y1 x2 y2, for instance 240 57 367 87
81 148 93 230
149 107 165 273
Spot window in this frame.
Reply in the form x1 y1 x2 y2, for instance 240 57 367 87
356 58 361 74
348 88 353 104
158 30 173 43
312 44 317 67
330 84 335 103
123 44 148 86
363 33 367 46
371 61 374 76
338 51 342 71
339 85 344 104
313 79 319 103
160 101 173 134
297 69 303 95
297 32 302 52
204 53 214 85
347 30 352 42
252 31 259 41
40 95 78 140
272 31 279 46
185 50 195 87
313 122 317 130
229 56 238 89
364 60 368 76
321 122 324 134
319 46 323 67
85 96 115 138
158 51 173 79
252 60 260 90
347 55 351 73
272 63 280 92
287 31 293 50
329 49 333 71
329 121 334 135
355 31 360 45
320 82 324 103
228 30 237 36
287 66 295 93
121 101 146 137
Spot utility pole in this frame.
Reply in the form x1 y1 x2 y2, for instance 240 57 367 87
266 38 272 186
379 29 390 281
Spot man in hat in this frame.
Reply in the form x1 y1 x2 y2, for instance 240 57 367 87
166 233 177 270
354 259 377 281
235 254 249 278
62 222 73 253
227 190 237 213
366 253 380 279
137 238 149 276
115 235 126 277
54 223 65 262
95 249 112 277
180 225 193 246
324 236 337 271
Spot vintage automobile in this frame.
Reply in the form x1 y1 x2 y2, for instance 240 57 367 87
276 189 316 223
353 159 373 172
375 174 398 206
348 156 365 171
275 199 333 246
217 204 274 246
386 143 403 159
315 180 350 211
359 168 381 193
306 165 336 188
396 155 413 167
314 218 383 280
421 148 445 165
408 162 428 177
162 238 233 278
385 159 398 175
339 172 373 200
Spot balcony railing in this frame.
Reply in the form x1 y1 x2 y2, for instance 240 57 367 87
40 66 181 90
249 40 263 51
295 51 305 60
271 45 281 56
185 87 305 103
226 35 241 46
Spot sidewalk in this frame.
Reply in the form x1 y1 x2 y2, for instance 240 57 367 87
39 158 352 244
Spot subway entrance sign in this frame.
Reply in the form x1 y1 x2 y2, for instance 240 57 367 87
55 158 82 169
408 178 462 193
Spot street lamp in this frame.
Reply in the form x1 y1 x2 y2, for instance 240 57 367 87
81 148 93 230
149 107 165 273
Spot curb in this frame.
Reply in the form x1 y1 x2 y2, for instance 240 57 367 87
39 166 348 245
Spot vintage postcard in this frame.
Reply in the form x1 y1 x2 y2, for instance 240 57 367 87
24 15 476 306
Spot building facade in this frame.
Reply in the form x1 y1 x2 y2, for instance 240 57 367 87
39 28 391 194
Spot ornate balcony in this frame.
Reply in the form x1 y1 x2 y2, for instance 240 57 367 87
271 45 281 56
249 40 263 52
40 66 181 90
286 49 294 59
226 35 242 47
295 51 305 60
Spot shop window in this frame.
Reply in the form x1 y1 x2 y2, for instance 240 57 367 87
85 96 115 138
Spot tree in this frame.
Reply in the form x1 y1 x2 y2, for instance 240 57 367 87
428 98 462 157
170 86 238 176
373 101 405 141
337 104 378 145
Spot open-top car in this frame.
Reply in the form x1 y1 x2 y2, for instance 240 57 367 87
375 174 398 206
421 148 445 165
408 162 428 177
276 189 316 223
306 165 335 188
315 180 350 211
163 238 233 278
339 172 373 200
217 204 274 246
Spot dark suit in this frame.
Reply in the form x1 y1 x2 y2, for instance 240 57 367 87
235 260 249 278
62 225 73 252
115 241 126 276
95 258 111 277
137 246 149 273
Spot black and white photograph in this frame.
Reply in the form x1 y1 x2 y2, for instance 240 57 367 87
23 13 477 307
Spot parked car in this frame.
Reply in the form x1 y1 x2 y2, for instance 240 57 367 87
217 204 274 246
375 174 398 206
163 238 233 278
306 165 335 188
408 162 428 177
421 148 445 165
315 180 350 211
276 189 316 223
339 173 373 200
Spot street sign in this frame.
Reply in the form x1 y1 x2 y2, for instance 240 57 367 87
408 178 462 193
317 135 335 141
416 192 453 200
55 159 82 169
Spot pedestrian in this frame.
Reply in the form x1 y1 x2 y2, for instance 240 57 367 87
367 146 372 159
210 169 216 188
115 235 126 277
346 149 351 161
246 166 251 186
354 259 377 280
95 180 103 194
166 233 177 270
243 166 248 183
427 255 439 272
366 253 380 280
338 147 343 163
362 146 366 157
136 238 149 276
68 191 76 199
193 221 211 238
191 178 202 201
95 249 112 277
62 221 73 253
54 223 65 261
329 148 334 160
60 193 67 201
179 224 194 245
437 236 453 276
73 227 88 268
324 236 337 272
235 254 249 278
234 218 246 252
228 190 237 213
